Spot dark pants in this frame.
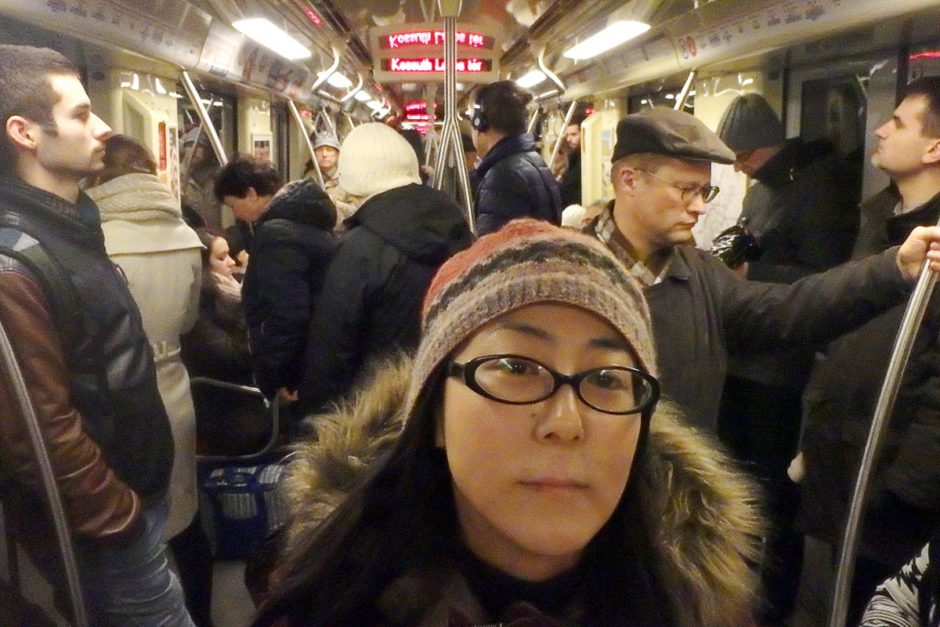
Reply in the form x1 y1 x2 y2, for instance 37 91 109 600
719 376 805 623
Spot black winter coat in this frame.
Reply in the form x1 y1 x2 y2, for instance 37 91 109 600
298 184 472 414
242 180 337 397
473 133 561 235
799 189 940 568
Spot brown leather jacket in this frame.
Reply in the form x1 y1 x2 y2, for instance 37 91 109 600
0 261 140 540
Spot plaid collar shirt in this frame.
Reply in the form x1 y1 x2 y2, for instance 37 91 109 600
591 205 672 287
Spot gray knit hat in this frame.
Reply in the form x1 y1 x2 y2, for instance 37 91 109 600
312 132 340 151
405 219 657 420
717 94 785 153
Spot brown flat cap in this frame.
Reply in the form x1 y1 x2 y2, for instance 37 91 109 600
611 108 735 164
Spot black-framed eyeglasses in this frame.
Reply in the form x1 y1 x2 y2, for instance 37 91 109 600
448 354 660 416
638 169 720 203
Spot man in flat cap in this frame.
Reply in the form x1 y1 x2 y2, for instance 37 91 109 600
587 107 940 432
304 132 356 227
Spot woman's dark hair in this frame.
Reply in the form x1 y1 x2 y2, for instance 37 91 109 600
255 361 666 625
96 134 157 184
195 228 221 271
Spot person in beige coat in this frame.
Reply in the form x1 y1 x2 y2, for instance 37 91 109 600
86 134 212 627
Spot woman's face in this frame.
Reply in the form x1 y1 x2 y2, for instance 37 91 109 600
209 237 236 279
439 303 642 581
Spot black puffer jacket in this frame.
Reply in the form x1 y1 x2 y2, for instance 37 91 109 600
473 133 561 235
242 179 337 397
799 189 940 568
298 184 472 415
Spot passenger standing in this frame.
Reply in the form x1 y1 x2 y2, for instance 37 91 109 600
585 106 940 431
0 45 192 625
297 122 472 416
86 134 211 626
242 178 337 403
303 132 356 224
558 111 586 208
471 80 561 235
798 76 940 622
213 156 284 262
256 220 764 626
714 93 859 622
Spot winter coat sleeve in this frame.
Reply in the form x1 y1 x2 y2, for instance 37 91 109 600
243 226 328 396
717 246 909 351
0 264 141 540
860 543 930 626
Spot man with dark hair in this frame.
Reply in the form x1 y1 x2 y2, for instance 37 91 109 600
0 45 193 624
559 110 587 207
214 155 284 263
799 75 940 621
471 80 561 235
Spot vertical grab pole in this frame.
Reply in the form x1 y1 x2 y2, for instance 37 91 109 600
289 99 324 188
550 100 579 178
434 0 475 234
179 70 228 166
828 233 940 627
674 70 698 110
0 318 88 627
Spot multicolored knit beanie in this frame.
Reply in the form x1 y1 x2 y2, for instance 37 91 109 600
405 219 657 420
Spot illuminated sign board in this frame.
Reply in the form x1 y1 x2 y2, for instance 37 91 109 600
371 21 499 83
383 58 492 73
382 30 492 50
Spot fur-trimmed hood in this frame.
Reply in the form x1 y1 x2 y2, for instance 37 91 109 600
282 355 765 626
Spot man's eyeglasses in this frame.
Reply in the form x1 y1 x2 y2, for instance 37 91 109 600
448 354 660 416
638 170 720 204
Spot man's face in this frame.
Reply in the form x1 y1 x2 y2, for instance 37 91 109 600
33 74 112 181
222 188 268 223
872 95 939 179
565 124 582 151
732 145 777 177
315 146 339 172
614 158 711 255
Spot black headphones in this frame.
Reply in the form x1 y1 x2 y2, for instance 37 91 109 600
471 103 489 132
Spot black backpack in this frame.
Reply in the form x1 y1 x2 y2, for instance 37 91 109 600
0 224 82 351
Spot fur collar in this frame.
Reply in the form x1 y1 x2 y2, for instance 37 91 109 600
283 356 765 626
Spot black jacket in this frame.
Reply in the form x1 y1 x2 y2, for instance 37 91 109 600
799 188 940 568
559 150 582 208
0 177 174 500
298 184 472 414
473 133 561 235
242 179 337 397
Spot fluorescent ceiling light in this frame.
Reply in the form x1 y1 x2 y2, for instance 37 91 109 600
515 70 547 88
233 18 311 60
354 91 372 102
563 20 650 60
366 100 384 110
318 71 352 89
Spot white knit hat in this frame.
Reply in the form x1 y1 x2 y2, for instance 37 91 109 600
338 123 421 198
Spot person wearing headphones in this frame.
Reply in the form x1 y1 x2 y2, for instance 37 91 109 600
470 80 562 235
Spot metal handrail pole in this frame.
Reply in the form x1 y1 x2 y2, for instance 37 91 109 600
311 45 342 92
527 105 541 134
550 100 579 178
179 70 228 166
674 70 698 110
288 99 324 187
828 247 940 626
0 318 88 626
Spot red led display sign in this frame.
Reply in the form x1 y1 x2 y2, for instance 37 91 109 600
383 58 492 73
382 30 491 50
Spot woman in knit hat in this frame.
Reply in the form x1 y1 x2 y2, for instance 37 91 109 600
256 220 764 626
